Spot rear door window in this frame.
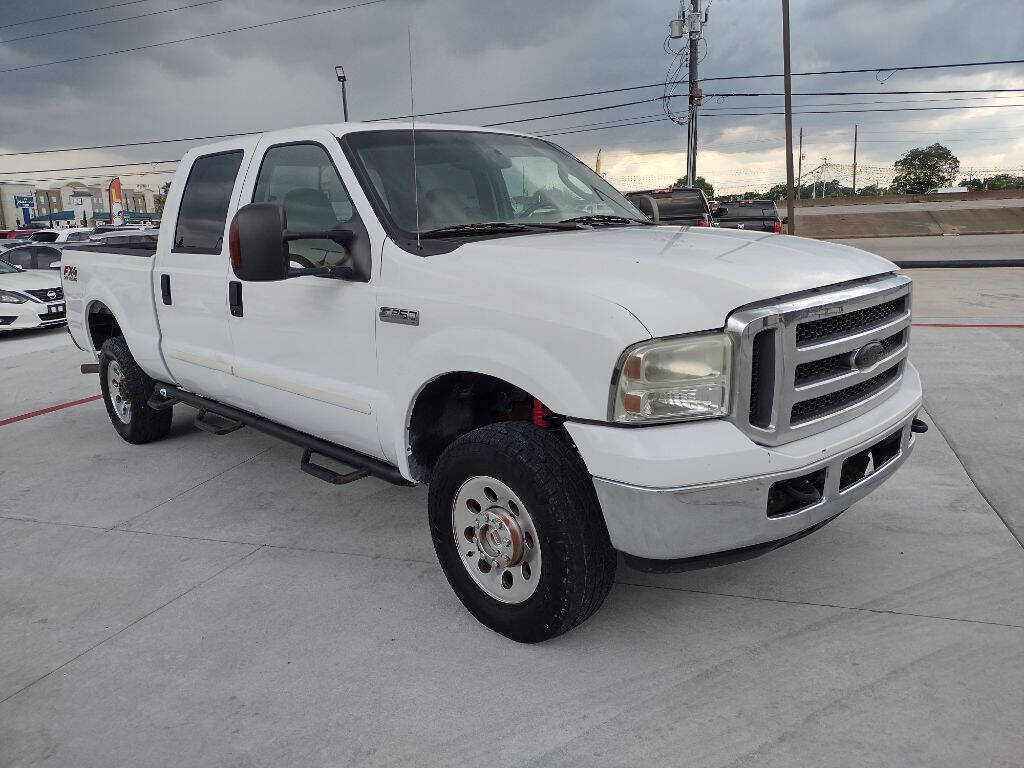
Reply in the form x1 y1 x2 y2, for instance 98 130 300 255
4 247 31 269
173 150 244 254
657 191 707 219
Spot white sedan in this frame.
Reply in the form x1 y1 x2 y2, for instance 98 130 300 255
0 259 66 331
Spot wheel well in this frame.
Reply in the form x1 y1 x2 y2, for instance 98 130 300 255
408 372 538 483
87 302 122 353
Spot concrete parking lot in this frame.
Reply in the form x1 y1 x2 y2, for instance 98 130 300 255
1 240 1022 767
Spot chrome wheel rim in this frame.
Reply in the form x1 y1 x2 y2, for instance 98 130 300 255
452 475 541 604
107 361 131 424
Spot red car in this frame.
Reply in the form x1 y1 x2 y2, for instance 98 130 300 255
1 229 38 240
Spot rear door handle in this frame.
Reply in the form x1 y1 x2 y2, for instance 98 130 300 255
160 274 172 305
229 281 243 317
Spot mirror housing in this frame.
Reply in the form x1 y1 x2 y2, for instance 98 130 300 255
230 203 290 282
229 202 371 283
633 194 660 224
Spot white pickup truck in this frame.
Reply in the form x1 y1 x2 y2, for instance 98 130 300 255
63 123 925 642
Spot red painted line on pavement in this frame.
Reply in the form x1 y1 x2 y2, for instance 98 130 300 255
0 394 102 427
912 323 1024 328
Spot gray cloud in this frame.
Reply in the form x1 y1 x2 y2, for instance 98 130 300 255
0 0 1021 190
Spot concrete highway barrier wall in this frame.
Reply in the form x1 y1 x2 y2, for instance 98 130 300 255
798 206 1024 239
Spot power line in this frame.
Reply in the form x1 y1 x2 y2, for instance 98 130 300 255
0 169 176 185
706 88 1024 98
0 131 257 158
0 0 154 30
540 102 1024 137
0 0 386 75
5 99 1023 174
699 58 1024 82
4 82 1023 158
0 0 228 45
511 95 1024 131
1 160 180 175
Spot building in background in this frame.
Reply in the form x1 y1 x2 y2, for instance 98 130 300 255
23 180 158 227
0 182 39 229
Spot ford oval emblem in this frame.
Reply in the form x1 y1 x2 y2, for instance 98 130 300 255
47 290 57 300
851 340 886 371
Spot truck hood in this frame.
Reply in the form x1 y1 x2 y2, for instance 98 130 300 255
0 270 62 294
448 226 897 336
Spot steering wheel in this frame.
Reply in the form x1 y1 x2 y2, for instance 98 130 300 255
289 253 318 269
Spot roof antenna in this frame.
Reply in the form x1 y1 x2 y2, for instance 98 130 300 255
407 25 421 251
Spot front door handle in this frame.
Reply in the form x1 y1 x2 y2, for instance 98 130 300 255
229 281 243 317
160 274 172 305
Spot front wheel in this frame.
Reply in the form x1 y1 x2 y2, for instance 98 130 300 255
428 422 616 643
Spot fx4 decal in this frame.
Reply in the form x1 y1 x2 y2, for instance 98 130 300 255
63 265 78 282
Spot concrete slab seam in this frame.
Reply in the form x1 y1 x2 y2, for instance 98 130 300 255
615 581 1024 630
0 544 265 708
112 447 274 531
923 397 1024 550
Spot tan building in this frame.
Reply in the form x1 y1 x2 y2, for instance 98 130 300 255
0 182 39 229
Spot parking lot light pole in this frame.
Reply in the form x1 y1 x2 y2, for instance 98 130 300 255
335 65 349 121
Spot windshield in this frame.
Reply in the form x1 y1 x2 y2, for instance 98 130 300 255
0 259 17 274
344 130 645 237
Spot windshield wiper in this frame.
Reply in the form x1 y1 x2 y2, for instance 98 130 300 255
558 214 650 227
419 222 534 239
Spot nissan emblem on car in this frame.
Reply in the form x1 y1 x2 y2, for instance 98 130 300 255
47 290 57 300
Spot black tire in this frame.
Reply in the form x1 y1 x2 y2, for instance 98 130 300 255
428 422 616 643
99 336 172 444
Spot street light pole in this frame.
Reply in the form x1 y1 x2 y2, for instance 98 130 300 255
782 0 795 234
335 65 349 121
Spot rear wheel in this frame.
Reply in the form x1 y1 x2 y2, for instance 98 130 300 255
428 422 616 643
99 337 172 444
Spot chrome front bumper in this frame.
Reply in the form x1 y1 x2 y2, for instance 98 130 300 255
593 411 918 561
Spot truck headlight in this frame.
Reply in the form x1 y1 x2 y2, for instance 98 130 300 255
610 333 732 423
0 291 28 304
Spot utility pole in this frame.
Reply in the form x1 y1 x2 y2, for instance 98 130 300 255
796 127 803 199
852 124 858 196
335 65 349 121
687 0 702 187
781 0 795 234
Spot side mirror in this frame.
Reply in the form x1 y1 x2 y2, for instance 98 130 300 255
229 203 290 282
229 202 371 283
781 216 789 224
633 194 660 224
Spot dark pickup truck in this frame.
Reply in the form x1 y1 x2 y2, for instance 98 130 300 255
625 186 715 227
712 199 784 233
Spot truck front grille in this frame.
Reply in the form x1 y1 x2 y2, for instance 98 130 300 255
795 296 906 344
728 274 913 446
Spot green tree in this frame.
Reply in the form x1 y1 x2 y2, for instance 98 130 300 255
154 181 171 215
982 173 1024 190
674 175 714 198
890 143 959 194
765 184 788 199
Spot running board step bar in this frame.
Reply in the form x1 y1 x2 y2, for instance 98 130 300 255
194 408 245 435
152 383 414 487
300 448 370 485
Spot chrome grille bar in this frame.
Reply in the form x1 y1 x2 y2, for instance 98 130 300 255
727 274 913 446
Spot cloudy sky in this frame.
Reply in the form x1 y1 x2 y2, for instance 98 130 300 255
1 0 1022 196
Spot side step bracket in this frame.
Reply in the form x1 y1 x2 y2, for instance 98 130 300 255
194 408 245 435
300 448 370 485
